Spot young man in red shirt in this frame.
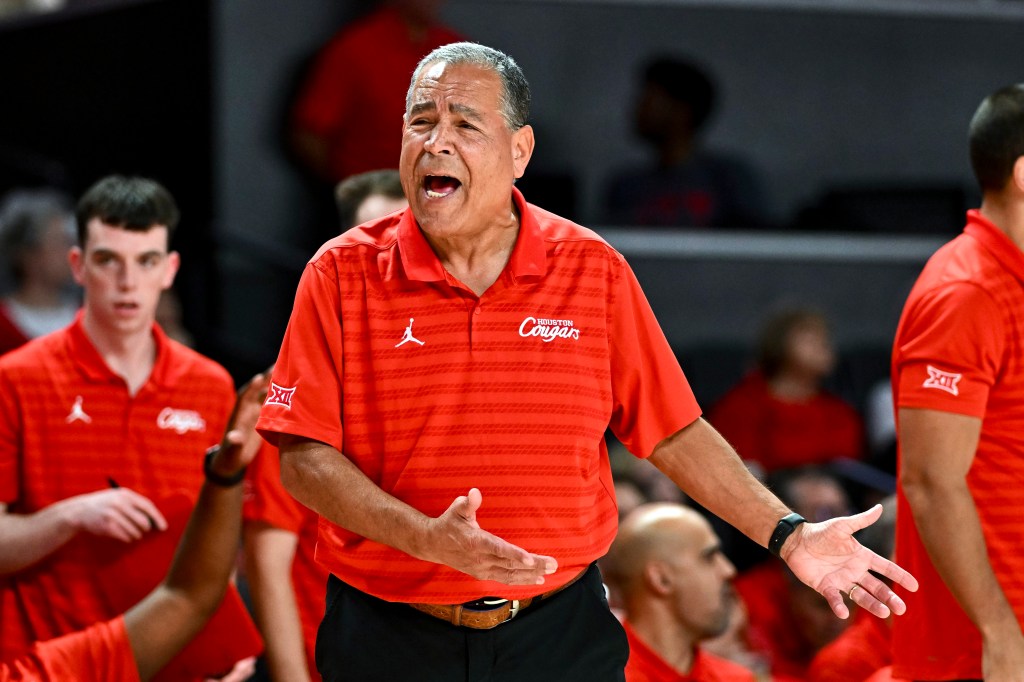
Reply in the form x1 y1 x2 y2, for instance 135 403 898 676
0 176 251 679
258 42 917 681
604 503 756 682
0 370 269 682
892 84 1024 679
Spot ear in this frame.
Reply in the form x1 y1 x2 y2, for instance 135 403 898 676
69 246 85 286
643 561 674 597
162 251 181 289
1013 156 1024 194
511 124 535 180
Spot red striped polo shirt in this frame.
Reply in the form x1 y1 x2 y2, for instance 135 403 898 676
242 443 324 681
891 211 1024 679
0 315 236 659
257 188 701 603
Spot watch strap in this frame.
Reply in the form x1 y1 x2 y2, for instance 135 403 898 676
768 512 806 557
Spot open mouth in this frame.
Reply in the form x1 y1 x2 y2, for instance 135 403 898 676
424 175 461 199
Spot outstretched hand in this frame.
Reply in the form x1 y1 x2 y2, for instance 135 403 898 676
423 488 558 585
783 504 919 619
208 368 272 477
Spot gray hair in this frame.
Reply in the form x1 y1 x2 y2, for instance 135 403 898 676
406 42 530 131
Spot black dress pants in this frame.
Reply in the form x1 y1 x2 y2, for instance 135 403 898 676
315 563 628 682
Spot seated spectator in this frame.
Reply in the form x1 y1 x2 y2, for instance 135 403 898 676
335 168 407 232
604 56 767 228
807 495 897 682
603 502 758 682
288 0 463 185
733 467 854 679
709 308 864 474
0 188 78 355
0 370 268 682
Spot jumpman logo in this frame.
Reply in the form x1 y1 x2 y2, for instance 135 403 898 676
65 395 92 424
395 318 425 347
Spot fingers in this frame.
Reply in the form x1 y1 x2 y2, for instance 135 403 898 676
846 573 900 618
841 504 883 532
869 553 919 595
73 489 165 541
456 488 483 523
822 584 851 620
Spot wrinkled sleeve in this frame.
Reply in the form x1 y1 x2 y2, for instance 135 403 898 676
605 252 701 457
0 367 20 504
895 282 1004 418
257 260 346 451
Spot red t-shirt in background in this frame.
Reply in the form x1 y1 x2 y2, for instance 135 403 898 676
623 621 756 682
257 188 701 604
242 443 325 682
708 371 863 473
290 6 463 181
0 316 236 660
892 211 1024 680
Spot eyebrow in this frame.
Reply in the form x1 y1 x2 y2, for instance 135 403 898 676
408 101 485 123
90 247 165 259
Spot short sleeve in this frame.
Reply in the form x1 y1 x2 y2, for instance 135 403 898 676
243 441 307 535
33 616 140 682
0 366 20 504
606 253 701 457
257 260 346 451
895 282 1004 418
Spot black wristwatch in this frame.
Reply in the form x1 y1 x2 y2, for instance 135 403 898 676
768 512 806 557
203 445 247 487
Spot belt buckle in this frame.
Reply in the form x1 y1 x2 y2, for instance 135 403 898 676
507 599 520 622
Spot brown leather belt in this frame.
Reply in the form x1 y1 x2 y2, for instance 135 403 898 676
409 567 589 630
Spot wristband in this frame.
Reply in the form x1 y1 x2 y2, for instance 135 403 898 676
203 445 246 487
768 512 806 557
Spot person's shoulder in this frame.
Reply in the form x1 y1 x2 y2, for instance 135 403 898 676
0 324 69 373
309 213 403 267
529 204 620 254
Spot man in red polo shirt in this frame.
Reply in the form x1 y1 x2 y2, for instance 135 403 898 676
257 42 918 681
892 84 1024 680
0 176 251 680
604 503 756 682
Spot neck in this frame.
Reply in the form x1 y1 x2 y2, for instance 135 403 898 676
627 605 698 674
767 372 819 401
979 193 1024 251
81 312 157 396
425 210 520 296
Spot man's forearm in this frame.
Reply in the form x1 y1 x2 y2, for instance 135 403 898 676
244 525 311 682
0 501 80 574
648 418 791 548
904 476 1019 638
278 436 433 561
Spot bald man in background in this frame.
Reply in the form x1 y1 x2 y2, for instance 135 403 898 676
604 503 755 682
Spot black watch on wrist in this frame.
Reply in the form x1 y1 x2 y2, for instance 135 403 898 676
203 445 247 487
768 512 806 557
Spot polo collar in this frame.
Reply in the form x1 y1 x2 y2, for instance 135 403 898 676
66 310 171 389
964 209 1024 284
396 187 547 283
